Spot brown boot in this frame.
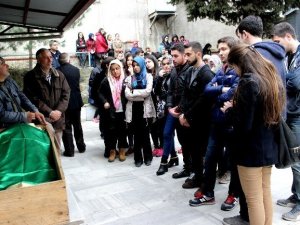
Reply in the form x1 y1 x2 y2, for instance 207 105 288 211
108 149 116 162
119 148 126 162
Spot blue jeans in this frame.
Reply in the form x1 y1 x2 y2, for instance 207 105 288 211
286 116 300 205
162 113 176 158
203 124 232 197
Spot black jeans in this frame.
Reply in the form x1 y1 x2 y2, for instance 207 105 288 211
62 108 86 154
103 112 128 150
131 102 152 163
203 124 233 197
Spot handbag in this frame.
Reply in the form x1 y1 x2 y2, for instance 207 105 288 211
156 99 166 119
275 117 300 169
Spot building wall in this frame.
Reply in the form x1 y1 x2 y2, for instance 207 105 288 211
286 10 300 41
1 0 237 56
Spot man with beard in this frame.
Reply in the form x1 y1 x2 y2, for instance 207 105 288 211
171 41 214 188
157 43 190 177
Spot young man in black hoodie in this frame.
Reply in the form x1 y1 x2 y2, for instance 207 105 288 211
223 15 287 225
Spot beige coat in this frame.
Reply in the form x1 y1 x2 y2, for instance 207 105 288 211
124 73 156 123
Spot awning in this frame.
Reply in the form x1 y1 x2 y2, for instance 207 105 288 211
0 0 95 42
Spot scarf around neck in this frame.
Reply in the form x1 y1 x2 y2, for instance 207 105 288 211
107 59 125 111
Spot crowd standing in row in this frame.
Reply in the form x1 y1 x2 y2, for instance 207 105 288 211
0 15 300 225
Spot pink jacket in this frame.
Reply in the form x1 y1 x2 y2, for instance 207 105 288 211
95 32 108 54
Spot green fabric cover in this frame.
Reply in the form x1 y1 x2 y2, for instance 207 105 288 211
0 124 58 190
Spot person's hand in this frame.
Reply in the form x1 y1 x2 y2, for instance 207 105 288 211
179 114 190 127
35 112 46 125
26 112 36 123
222 87 230 93
104 102 110 109
159 69 166 77
221 101 233 113
128 66 134 75
49 110 62 122
169 106 181 118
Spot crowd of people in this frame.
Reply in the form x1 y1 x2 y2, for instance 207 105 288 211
0 15 300 225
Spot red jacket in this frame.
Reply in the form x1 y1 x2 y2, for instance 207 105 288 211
86 39 95 53
95 33 108 54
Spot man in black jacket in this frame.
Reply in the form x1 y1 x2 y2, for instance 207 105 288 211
173 42 214 189
156 43 190 176
58 53 86 157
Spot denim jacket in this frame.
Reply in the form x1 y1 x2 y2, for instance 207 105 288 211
0 77 38 128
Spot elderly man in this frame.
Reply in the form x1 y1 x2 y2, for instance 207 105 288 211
23 48 70 148
0 57 46 128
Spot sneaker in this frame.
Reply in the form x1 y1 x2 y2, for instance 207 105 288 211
218 171 231 184
222 215 249 225
221 195 239 211
194 188 202 198
155 148 163 157
277 194 297 208
172 169 190 179
152 148 158 156
282 205 300 221
189 194 215 206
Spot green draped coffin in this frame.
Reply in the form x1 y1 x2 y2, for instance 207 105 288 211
0 124 58 190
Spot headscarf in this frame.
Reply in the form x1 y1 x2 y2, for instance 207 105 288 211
132 56 147 89
88 33 94 40
107 59 125 110
209 55 222 73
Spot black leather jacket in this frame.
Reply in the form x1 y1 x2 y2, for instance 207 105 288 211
166 63 190 108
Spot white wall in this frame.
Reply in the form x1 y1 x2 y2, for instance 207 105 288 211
1 0 237 56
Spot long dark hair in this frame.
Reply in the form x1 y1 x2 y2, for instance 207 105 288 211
144 54 159 77
124 52 133 76
228 43 285 125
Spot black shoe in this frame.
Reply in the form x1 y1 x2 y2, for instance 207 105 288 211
182 179 201 189
125 147 134 156
172 169 190 179
63 151 74 157
145 160 152 166
185 173 195 182
78 148 86 153
135 161 143 167
156 163 168 176
104 148 109 158
167 156 179 168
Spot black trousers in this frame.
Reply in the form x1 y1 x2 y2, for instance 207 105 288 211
62 108 86 154
179 123 209 181
103 112 128 150
131 102 152 163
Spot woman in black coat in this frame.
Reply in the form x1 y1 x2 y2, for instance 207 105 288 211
221 44 285 225
98 59 128 162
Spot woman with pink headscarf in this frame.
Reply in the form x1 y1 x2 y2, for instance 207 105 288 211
98 59 128 162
